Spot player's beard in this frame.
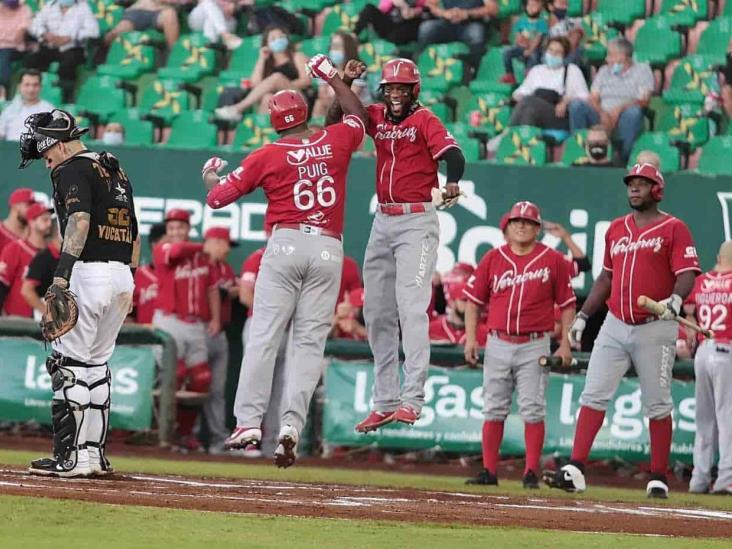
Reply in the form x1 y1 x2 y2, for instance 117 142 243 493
628 198 652 211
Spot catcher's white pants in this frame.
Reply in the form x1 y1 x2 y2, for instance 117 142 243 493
53 261 134 365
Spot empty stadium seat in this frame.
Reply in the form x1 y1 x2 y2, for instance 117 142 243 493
594 0 646 28
634 17 683 67
139 80 191 125
167 110 218 148
230 113 277 150
76 76 127 124
663 55 718 106
698 136 732 175
628 131 681 171
157 34 217 83
495 126 547 166
658 103 710 150
98 32 157 80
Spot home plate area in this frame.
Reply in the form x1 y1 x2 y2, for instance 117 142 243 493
0 468 730 538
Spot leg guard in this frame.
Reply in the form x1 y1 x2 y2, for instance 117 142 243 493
87 364 112 475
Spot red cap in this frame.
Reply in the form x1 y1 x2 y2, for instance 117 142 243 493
204 226 239 246
624 162 665 201
165 208 191 224
443 263 473 302
507 201 542 225
380 58 421 98
9 188 35 207
349 288 365 308
26 202 53 222
499 212 510 233
268 90 308 132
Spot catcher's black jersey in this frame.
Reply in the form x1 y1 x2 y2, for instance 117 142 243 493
51 151 138 263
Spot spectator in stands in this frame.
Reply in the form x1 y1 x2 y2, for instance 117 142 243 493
101 122 125 146
501 0 548 85
354 0 427 45
568 37 654 163
311 32 370 119
105 0 180 49
0 70 54 141
547 2 587 80
0 188 35 255
215 25 310 122
509 37 588 130
416 0 498 71
26 0 99 102
188 0 243 50
21 218 61 319
0 0 33 101
571 125 617 167
723 38 732 118
636 149 661 169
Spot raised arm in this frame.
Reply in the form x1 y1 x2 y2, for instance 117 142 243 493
325 59 368 126
309 55 368 125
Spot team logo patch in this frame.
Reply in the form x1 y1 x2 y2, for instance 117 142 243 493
285 145 333 166
114 181 128 203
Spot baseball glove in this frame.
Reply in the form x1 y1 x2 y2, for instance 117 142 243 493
41 284 79 342
431 187 465 210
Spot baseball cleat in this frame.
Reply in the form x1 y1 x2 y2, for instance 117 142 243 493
392 406 419 425
355 410 396 433
542 464 586 493
465 469 498 486
28 457 92 478
646 475 669 499
712 484 732 496
225 426 262 450
522 470 540 489
90 457 114 477
274 424 299 469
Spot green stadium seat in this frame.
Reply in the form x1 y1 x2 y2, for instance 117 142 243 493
109 109 155 145
139 80 191 125
594 0 646 27
419 90 452 122
580 15 619 64
417 43 468 90
464 93 511 138
468 49 513 96
461 138 483 162
218 35 263 84
496 0 521 17
662 55 718 106
322 2 363 34
358 40 397 73
567 0 584 17
230 113 277 150
76 76 127 123
90 0 124 35
98 32 156 80
658 103 710 150
167 110 218 148
659 0 707 26
695 17 732 66
698 136 732 175
627 131 681 171
495 126 546 166
633 17 682 67
40 85 62 105
157 34 217 83
299 36 331 58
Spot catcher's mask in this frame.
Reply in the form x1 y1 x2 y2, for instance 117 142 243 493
19 109 89 169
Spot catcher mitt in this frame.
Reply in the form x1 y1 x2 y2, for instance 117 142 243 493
431 187 465 210
41 284 79 342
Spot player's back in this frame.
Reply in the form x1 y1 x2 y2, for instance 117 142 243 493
691 271 732 341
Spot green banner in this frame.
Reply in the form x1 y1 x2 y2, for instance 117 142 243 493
3 141 731 296
323 361 696 463
0 338 156 430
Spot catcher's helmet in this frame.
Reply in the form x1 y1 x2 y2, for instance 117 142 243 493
624 162 665 201
18 109 88 169
507 201 542 225
379 58 421 98
268 90 308 132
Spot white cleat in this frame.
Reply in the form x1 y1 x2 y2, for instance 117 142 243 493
274 424 299 469
647 478 669 499
543 464 586 493
225 427 262 450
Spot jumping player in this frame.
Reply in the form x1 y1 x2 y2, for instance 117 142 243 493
327 58 466 433
463 201 575 488
203 56 367 467
20 109 139 477
686 240 732 495
544 163 700 498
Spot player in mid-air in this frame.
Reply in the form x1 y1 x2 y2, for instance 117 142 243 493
327 58 466 433
202 55 367 467
19 109 139 477
543 163 700 498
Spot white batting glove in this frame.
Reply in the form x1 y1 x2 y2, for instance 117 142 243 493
568 312 588 346
307 54 338 82
202 156 228 177
658 294 682 321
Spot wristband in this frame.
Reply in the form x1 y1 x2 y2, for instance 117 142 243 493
54 252 77 282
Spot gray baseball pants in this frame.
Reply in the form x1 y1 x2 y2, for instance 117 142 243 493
204 331 230 448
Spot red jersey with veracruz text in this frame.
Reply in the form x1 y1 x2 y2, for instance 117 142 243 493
240 247 265 318
0 238 40 317
0 224 21 258
366 103 460 203
429 315 489 346
688 270 732 342
133 264 158 324
213 260 236 326
221 116 365 233
153 241 219 322
463 243 576 334
603 213 700 324
337 255 362 304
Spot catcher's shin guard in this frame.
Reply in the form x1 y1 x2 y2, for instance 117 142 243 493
87 364 112 475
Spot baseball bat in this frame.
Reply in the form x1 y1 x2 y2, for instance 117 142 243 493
539 356 579 368
637 295 713 338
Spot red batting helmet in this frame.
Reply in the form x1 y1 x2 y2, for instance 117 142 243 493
380 58 421 98
507 201 542 225
268 90 308 132
623 163 665 201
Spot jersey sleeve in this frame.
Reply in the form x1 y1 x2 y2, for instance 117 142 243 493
331 116 367 151
422 110 461 160
240 251 263 287
206 148 267 209
670 220 702 275
0 243 19 286
463 253 490 305
25 250 47 285
553 253 577 309
365 104 382 137
56 161 93 215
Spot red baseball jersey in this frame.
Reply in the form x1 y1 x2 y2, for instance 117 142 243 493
603 213 700 324
688 270 732 342
133 264 158 324
212 260 237 326
0 238 41 317
240 247 265 318
337 255 362 305
464 243 576 334
153 241 219 322
207 116 365 233
0 223 21 258
366 103 460 203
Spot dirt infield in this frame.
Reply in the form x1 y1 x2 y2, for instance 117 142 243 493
1 468 731 538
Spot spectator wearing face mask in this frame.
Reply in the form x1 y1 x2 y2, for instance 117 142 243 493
571 125 618 167
0 0 32 100
26 0 99 102
509 37 588 130
101 122 125 146
501 0 549 85
215 25 310 122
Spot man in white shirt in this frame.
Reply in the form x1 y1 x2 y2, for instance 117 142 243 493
0 69 54 141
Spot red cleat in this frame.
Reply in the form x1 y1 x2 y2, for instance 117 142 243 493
355 410 395 433
393 406 419 425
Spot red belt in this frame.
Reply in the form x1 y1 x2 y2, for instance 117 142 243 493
378 203 428 216
275 223 342 241
489 330 548 344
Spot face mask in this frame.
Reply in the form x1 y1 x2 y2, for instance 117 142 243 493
587 142 608 160
553 8 567 19
58 0 75 6
102 132 124 146
611 62 624 76
3 0 20 9
544 53 564 68
268 36 288 54
329 49 345 66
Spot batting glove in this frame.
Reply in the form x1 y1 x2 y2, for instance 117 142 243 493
430 186 464 210
308 54 338 82
568 311 588 346
658 294 682 321
202 156 228 177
